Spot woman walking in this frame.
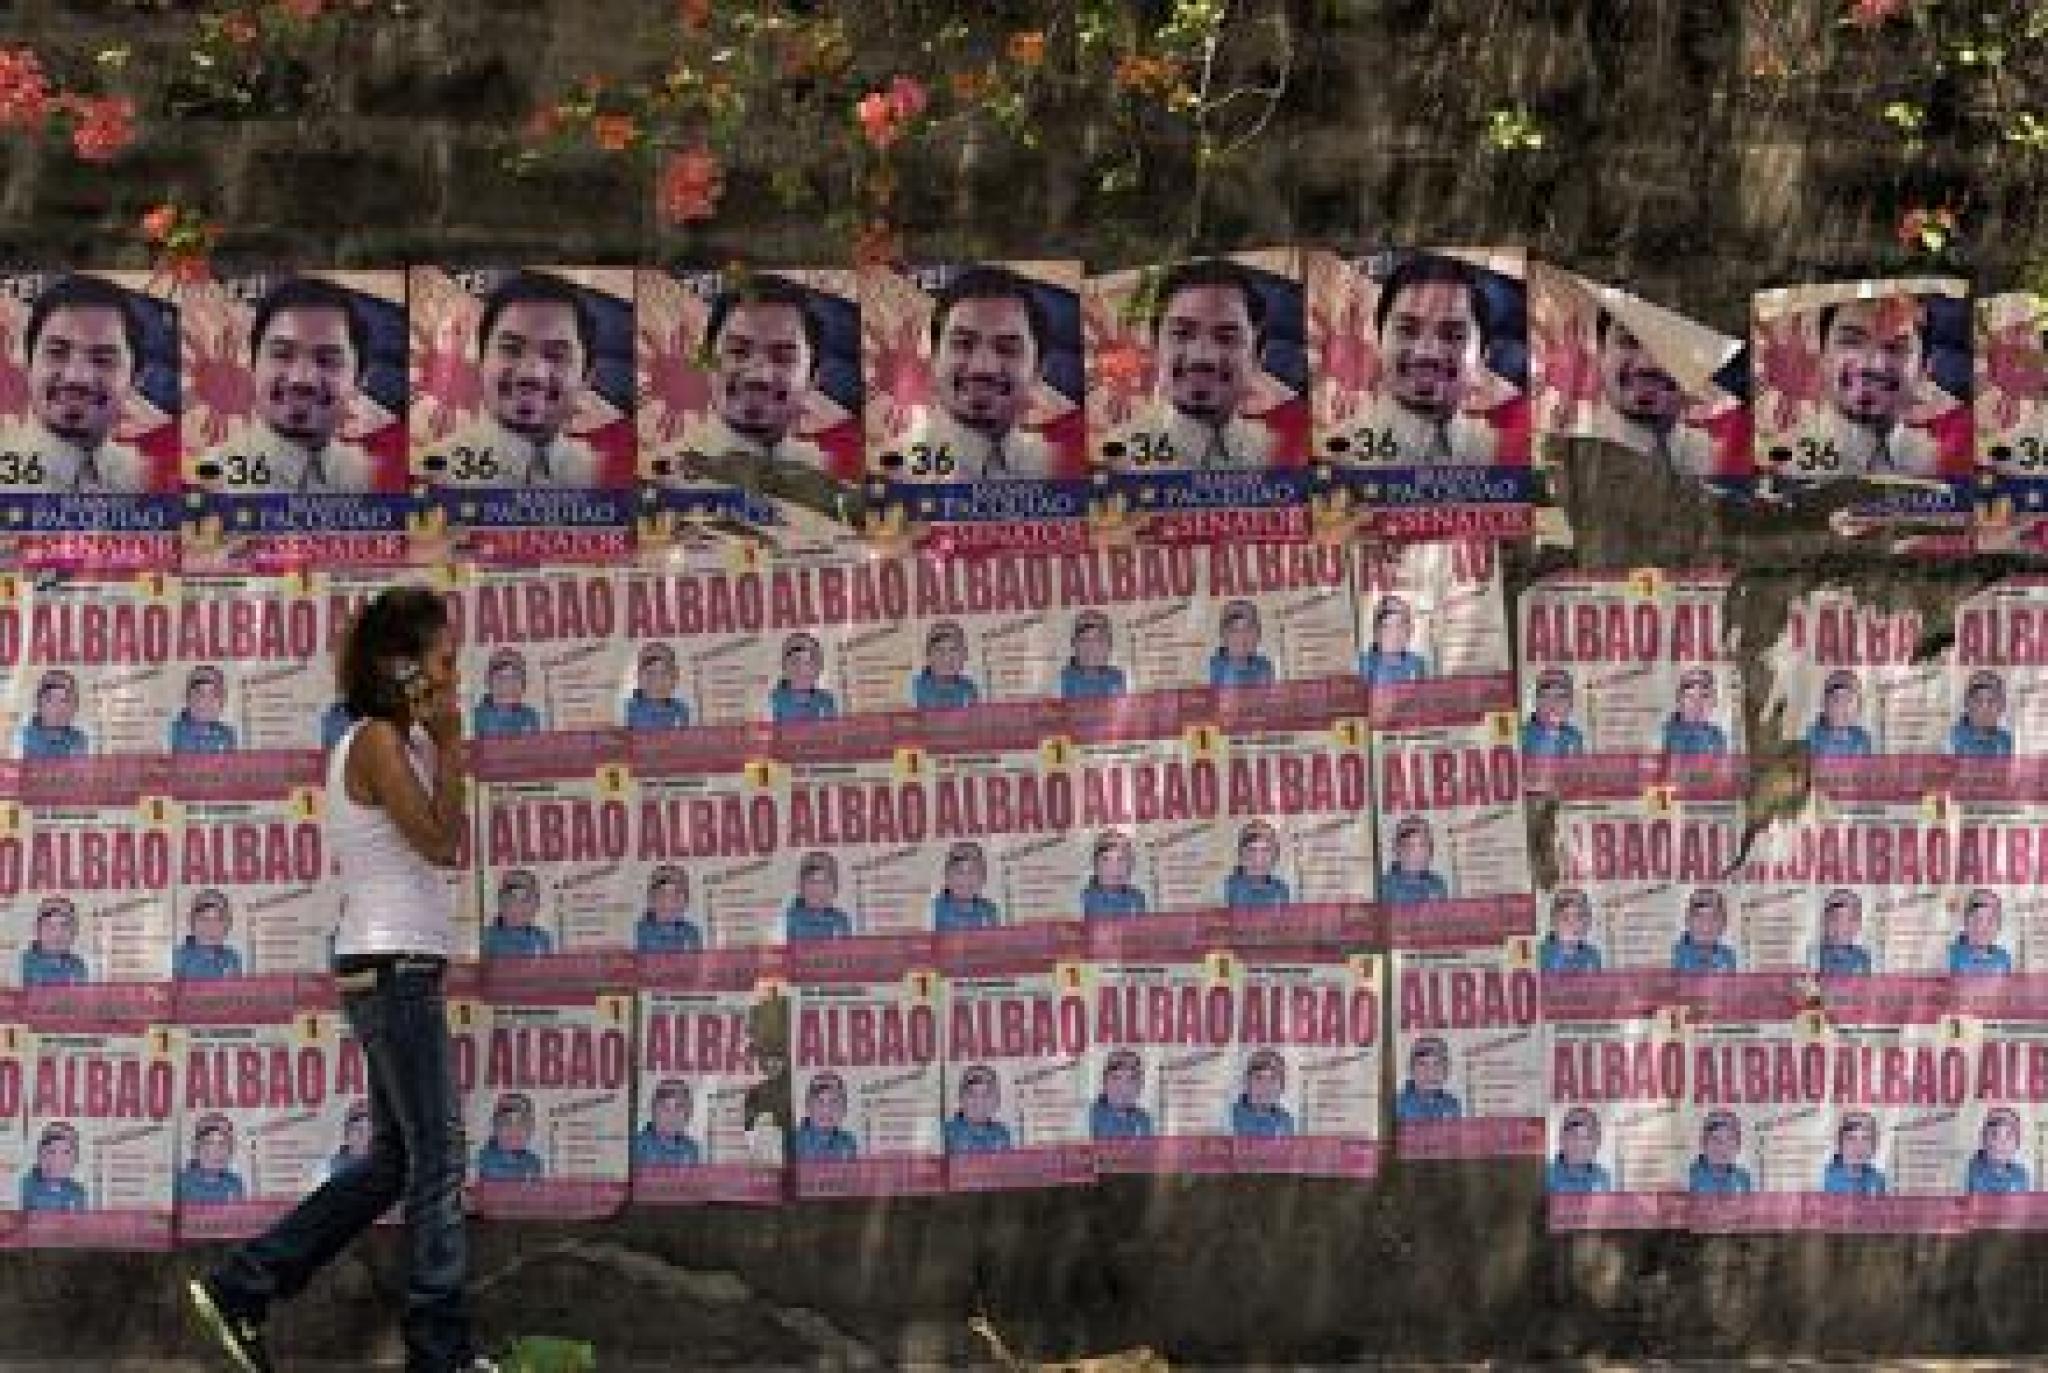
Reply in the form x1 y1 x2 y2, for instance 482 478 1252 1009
186 584 494 1373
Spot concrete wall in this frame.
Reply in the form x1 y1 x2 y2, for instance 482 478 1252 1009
2 0 2042 1365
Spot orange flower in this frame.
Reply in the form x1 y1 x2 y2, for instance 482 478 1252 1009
221 12 261 44
657 147 723 224
69 96 136 163
592 113 637 151
1008 31 1046 66
678 0 711 29
140 204 177 243
0 46 52 130
1114 54 1179 95
856 91 902 148
949 70 988 101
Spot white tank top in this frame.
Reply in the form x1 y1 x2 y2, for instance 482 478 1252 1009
328 720 458 959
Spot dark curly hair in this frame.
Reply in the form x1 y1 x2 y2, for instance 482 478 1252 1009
337 585 450 724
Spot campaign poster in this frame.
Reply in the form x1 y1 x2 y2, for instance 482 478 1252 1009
172 790 335 992
1230 947 1384 1180
1391 925 1543 1159
860 259 1090 553
910 545 1205 748
940 939 1094 1192
1170 725 1376 944
174 980 337 1241
457 563 627 776
788 942 945 1199
1527 265 1751 493
1799 986 1967 1234
1517 571 1675 797
1945 985 2048 1227
11 1010 180 1250
1547 793 1743 982
1305 248 1531 542
1084 926 1236 1175
1777 586 1953 796
1084 250 1310 542
618 547 917 773
1751 278 1973 531
169 572 330 798
633 953 784 1206
1733 799 1954 982
409 267 635 564
0 797 177 1019
1952 579 2048 797
629 770 784 953
1975 292 2048 550
921 744 1086 956
1662 571 1744 799
1680 982 1806 1232
635 266 865 547
760 749 941 943
1544 982 1689 1230
1372 703 1533 939
1354 538 1514 726
0 271 181 572
476 769 638 995
1198 541 1364 726
467 990 632 1220
180 271 414 573
11 569 178 803
1953 800 2042 983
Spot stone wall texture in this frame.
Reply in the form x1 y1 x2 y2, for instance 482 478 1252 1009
3 0 2045 1366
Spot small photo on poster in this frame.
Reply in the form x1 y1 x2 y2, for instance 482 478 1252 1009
637 267 864 544
1529 266 1750 487
410 267 636 562
1752 280 1973 522
181 272 413 571
862 260 1089 546
0 271 180 570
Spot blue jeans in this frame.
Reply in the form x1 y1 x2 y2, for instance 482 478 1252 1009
209 955 475 1373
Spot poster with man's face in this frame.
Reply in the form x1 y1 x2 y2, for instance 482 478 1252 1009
0 272 180 571
1308 249 1530 540
1753 280 1973 528
637 267 864 547
1528 267 1750 490
861 260 1089 548
409 267 636 562
1976 293 2048 550
1085 250 1310 539
180 272 413 573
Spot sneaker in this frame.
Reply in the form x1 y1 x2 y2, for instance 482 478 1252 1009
182 1276 273 1373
